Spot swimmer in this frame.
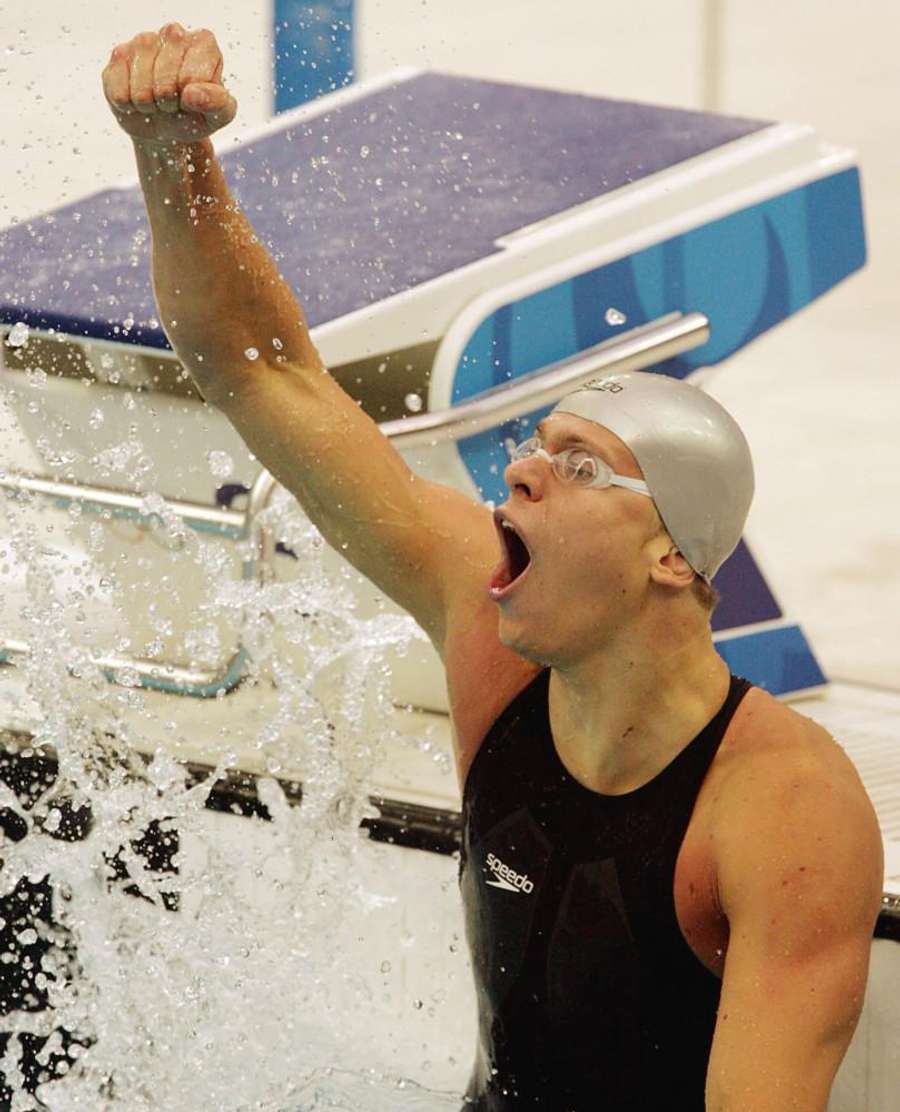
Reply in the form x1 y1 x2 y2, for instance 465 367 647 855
103 25 884 1110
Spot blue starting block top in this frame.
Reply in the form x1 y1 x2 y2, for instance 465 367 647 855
0 73 771 346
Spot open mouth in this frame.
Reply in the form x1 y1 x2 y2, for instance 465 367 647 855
489 515 533 599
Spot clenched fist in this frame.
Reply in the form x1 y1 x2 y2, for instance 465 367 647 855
102 23 237 145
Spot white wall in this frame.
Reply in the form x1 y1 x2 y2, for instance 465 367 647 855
357 0 709 107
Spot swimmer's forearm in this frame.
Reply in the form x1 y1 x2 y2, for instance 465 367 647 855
131 136 324 403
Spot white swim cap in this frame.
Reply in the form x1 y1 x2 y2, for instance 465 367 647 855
550 371 754 581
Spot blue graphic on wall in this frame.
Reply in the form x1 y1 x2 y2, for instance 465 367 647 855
274 0 355 112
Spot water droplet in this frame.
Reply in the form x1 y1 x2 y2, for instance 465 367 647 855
6 321 30 347
380 960 391 973
404 392 423 413
359 145 370 159
244 347 259 361
272 337 283 351
605 307 627 327
207 450 234 479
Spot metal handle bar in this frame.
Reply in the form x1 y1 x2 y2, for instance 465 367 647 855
0 311 708 698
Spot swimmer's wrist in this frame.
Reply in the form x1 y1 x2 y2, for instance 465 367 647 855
131 136 213 161
131 137 220 201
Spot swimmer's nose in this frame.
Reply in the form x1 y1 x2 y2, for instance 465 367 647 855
504 453 550 500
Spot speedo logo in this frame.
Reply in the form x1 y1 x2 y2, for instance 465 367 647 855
485 852 534 894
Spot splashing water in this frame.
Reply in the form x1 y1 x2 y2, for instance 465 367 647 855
0 383 469 1108
206 449 234 479
5 322 30 348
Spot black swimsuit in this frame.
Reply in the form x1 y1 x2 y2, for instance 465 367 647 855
459 668 752 1110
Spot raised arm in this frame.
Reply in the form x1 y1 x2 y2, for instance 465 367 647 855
101 23 499 656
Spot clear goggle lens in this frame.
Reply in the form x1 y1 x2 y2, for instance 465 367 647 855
507 437 608 486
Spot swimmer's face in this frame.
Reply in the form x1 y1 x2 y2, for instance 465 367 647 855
495 413 672 665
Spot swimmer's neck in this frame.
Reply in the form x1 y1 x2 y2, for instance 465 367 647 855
546 633 731 795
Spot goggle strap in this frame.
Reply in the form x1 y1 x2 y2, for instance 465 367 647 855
610 475 654 497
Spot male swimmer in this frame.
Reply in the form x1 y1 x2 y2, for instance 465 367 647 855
103 25 884 1110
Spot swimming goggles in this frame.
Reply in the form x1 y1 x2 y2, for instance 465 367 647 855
504 436 653 498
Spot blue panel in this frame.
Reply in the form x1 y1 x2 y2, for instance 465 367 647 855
710 538 782 632
681 207 771 363
492 304 514 386
454 317 529 481
570 259 643 353
762 186 813 308
632 241 671 323
508 281 578 376
274 0 355 112
714 625 826 696
663 168 864 376
454 317 495 401
806 169 868 299
734 216 792 350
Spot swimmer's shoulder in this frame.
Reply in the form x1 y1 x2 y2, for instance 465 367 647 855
723 683 863 782
712 683 881 865
709 683 883 962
